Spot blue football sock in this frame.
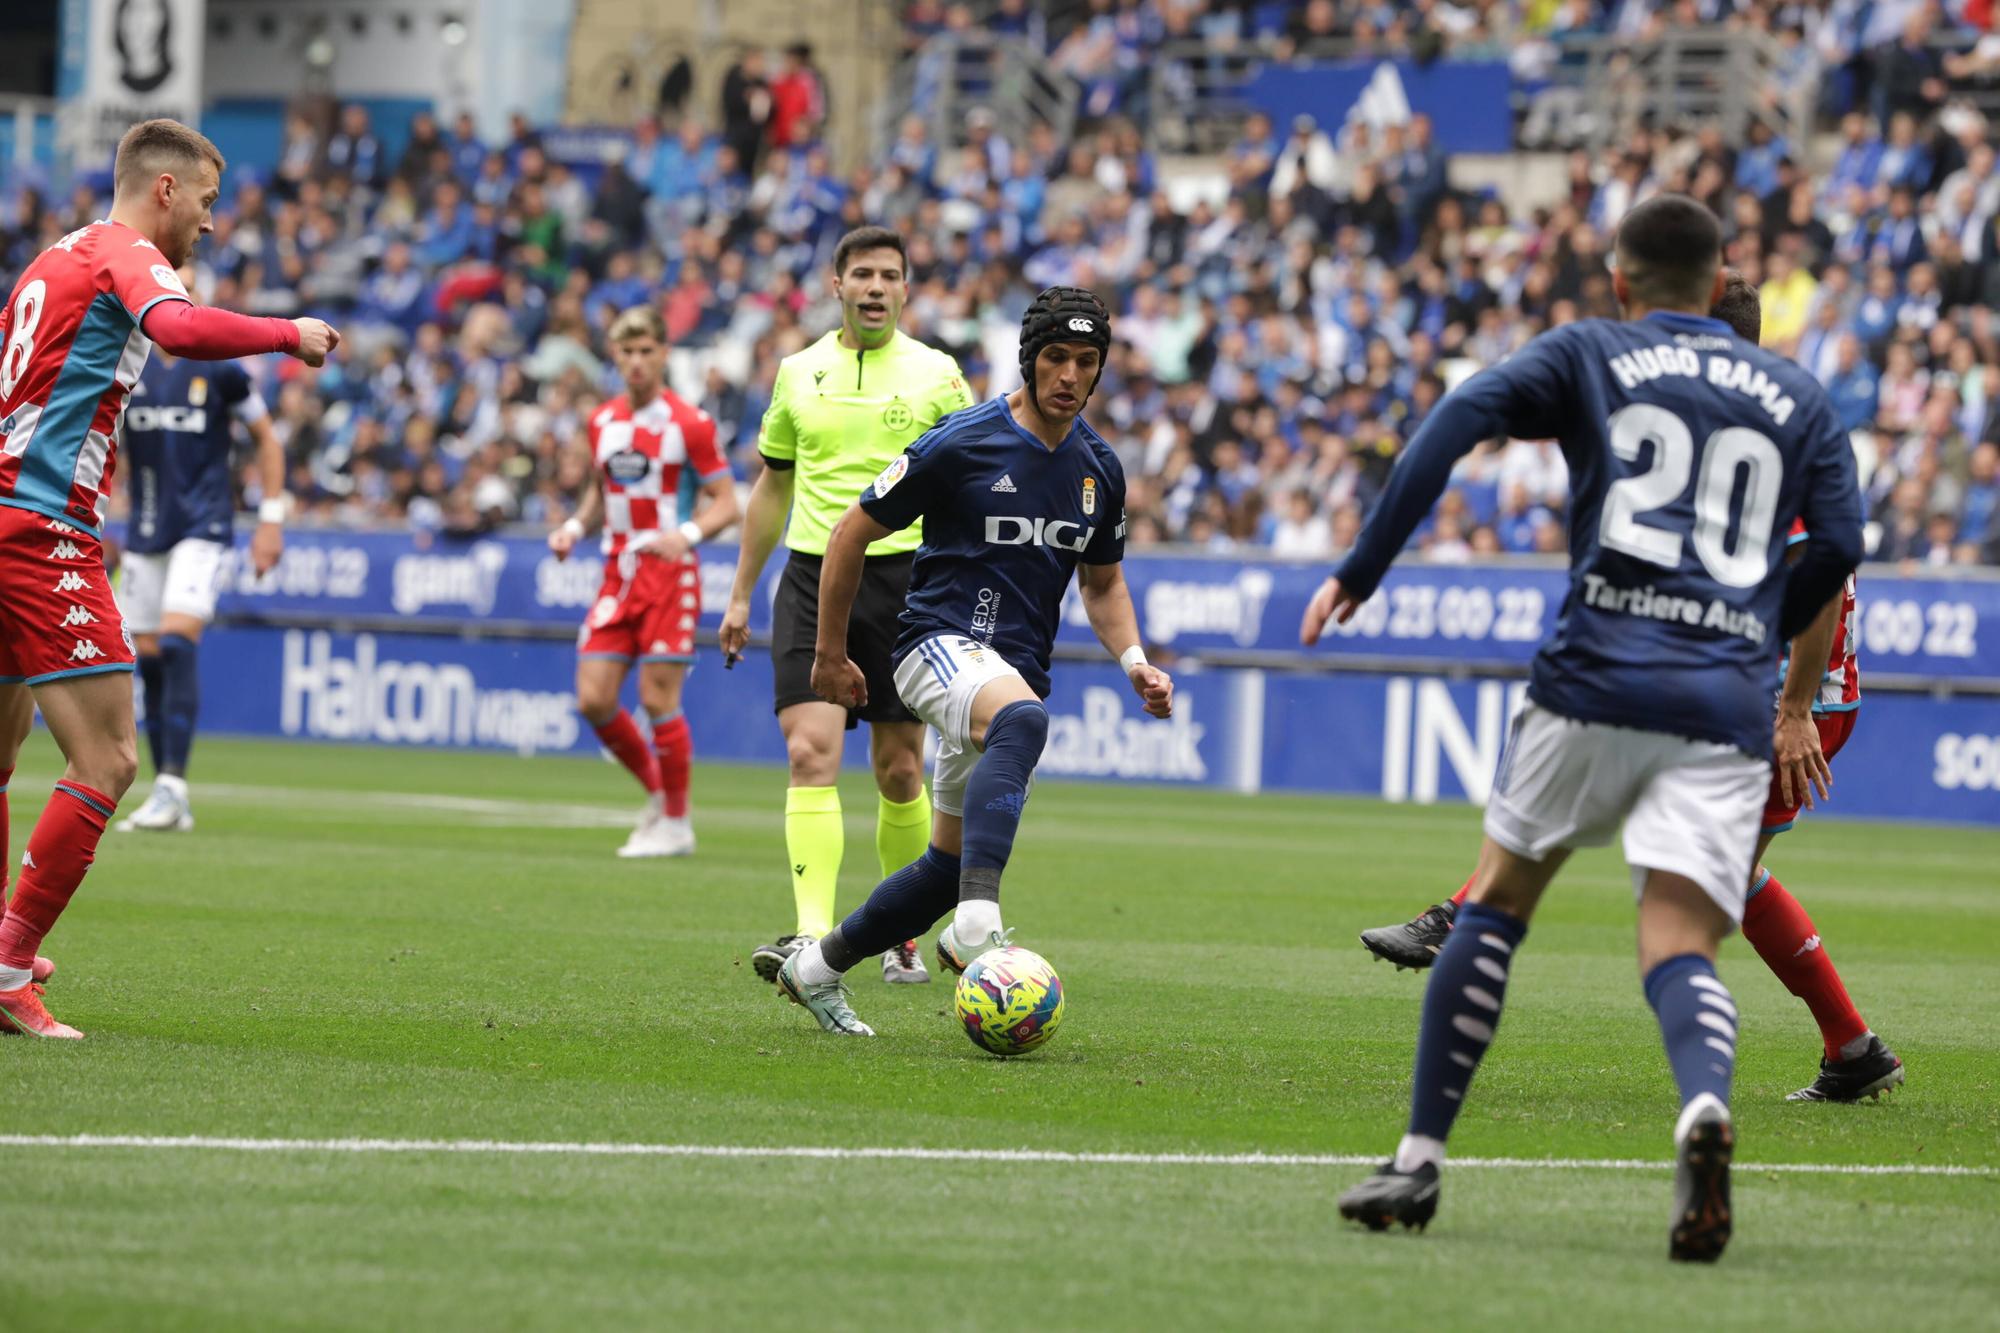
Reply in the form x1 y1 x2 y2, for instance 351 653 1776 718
158 633 200 777
1405 902 1528 1149
1644 953 1737 1111
136 653 166 776
818 846 961 973
958 700 1048 901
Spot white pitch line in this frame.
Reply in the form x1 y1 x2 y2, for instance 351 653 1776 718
0 1135 1986 1177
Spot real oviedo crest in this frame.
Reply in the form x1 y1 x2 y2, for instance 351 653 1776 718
1082 476 1097 515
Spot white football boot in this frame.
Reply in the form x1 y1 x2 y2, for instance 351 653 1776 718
118 775 194 832
616 793 668 858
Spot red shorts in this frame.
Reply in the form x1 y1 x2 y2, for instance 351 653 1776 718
577 551 701 664
1761 709 1857 833
0 504 135 685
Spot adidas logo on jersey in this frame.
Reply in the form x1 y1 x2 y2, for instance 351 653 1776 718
990 474 1017 493
53 571 88 593
69 640 105 662
48 539 83 560
59 605 97 628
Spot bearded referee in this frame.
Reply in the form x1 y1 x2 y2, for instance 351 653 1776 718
722 226 974 986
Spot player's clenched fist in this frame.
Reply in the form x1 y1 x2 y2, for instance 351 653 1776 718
1129 662 1173 719
290 317 341 367
1300 575 1363 645
811 652 868 710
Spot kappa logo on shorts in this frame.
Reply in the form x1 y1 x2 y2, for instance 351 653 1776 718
59 604 97 628
69 640 105 662
52 571 88 593
651 640 669 654
48 539 83 560
44 518 79 535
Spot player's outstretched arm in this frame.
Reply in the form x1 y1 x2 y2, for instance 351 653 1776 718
721 463 795 660
141 302 339 366
1302 360 1546 646
811 503 894 709
1773 587 1843 810
549 476 604 560
1077 561 1172 718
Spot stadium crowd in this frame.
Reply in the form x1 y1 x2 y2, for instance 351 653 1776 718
5 0 2000 565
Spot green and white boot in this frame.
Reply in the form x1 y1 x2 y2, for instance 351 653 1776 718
776 953 875 1036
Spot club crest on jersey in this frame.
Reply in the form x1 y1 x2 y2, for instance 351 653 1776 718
882 401 914 432
1082 477 1097 515
187 376 208 407
604 450 651 484
873 454 909 497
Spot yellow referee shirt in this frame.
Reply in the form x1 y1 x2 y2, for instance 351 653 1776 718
759 330 973 556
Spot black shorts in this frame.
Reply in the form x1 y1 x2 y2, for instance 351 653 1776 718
771 551 920 729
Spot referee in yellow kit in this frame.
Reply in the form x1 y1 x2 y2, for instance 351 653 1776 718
721 226 973 986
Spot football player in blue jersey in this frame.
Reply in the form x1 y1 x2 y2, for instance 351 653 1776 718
774 286 1174 1036
114 265 287 833
1302 198 1863 1261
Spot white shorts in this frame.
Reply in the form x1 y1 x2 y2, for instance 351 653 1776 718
117 538 228 634
892 633 1031 817
1484 701 1771 923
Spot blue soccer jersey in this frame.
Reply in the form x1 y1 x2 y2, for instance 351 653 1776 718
122 356 263 553
1336 311 1863 760
858 396 1127 696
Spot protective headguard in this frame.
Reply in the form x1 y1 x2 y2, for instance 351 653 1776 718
1018 285 1112 414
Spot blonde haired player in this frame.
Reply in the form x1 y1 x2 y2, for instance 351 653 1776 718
548 306 739 857
0 118 337 1037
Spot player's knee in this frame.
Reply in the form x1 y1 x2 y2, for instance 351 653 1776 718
575 691 619 725
988 699 1049 756
786 729 840 785
92 736 139 800
872 745 923 798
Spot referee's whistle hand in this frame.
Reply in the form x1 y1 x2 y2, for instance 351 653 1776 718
719 601 751 658
811 653 868 710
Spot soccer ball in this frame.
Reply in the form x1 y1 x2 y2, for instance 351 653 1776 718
954 946 1064 1056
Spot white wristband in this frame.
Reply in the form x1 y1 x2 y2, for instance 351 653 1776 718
559 517 585 540
679 519 704 548
257 497 288 525
1119 645 1148 674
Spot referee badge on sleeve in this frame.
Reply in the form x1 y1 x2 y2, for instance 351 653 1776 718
873 454 909 497
1082 477 1097 515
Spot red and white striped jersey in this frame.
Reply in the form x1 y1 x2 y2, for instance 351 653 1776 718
0 219 191 532
587 389 729 560
1781 519 1861 713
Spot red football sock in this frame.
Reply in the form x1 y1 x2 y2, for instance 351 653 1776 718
1450 873 1473 908
1741 873 1870 1061
593 711 663 796
653 714 692 819
0 782 114 970
0 765 12 907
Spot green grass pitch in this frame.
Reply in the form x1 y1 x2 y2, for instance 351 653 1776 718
0 734 1994 1331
